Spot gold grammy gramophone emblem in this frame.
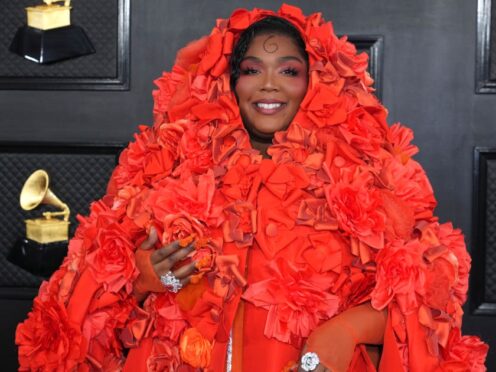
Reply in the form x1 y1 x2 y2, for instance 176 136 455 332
20 169 70 244
26 0 72 31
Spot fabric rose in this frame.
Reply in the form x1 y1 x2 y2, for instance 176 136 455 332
269 123 322 167
221 151 262 202
86 223 138 293
339 106 388 159
142 147 177 181
36 263 70 303
242 258 339 346
147 293 188 343
83 300 134 366
379 189 415 241
259 160 310 203
152 66 190 124
156 120 186 159
16 297 86 371
386 123 419 164
334 37 370 81
211 255 247 300
435 223 471 305
99 355 124 371
115 187 152 229
304 19 337 62
423 248 458 311
211 121 249 165
371 239 426 312
325 174 386 249
148 338 182 372
73 199 117 251
440 328 488 371
149 170 218 224
296 198 338 231
112 126 177 189
300 83 348 128
298 231 344 273
179 327 213 368
380 156 437 221
196 32 227 77
161 212 205 243
223 201 257 247
192 96 241 126
176 124 213 174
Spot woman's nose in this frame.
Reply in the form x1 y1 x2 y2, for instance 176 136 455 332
261 72 279 92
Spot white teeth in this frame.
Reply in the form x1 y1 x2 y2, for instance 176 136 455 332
256 102 282 110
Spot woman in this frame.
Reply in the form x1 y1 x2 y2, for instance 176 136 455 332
16 5 487 371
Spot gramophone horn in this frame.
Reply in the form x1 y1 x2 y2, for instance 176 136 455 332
19 169 69 219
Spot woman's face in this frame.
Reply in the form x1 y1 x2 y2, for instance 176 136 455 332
234 33 308 140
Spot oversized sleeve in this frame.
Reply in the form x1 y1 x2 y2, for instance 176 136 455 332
367 124 489 371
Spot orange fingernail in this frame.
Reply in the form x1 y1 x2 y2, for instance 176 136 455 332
179 235 195 248
194 237 209 249
195 255 212 269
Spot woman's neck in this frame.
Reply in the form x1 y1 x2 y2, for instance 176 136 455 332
250 137 272 159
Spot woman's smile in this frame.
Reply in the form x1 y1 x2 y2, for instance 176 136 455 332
253 99 286 115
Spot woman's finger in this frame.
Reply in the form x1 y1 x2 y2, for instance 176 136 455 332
167 242 196 265
154 243 195 273
178 275 192 288
150 240 181 264
297 364 327 372
173 261 198 279
139 226 158 250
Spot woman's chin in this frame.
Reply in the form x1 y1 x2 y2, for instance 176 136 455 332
252 123 289 137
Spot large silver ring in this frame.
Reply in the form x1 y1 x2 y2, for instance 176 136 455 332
301 352 320 371
160 271 182 293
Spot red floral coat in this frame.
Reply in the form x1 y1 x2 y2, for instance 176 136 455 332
16 4 487 371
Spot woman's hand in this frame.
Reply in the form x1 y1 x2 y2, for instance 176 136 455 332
297 302 387 372
133 227 198 300
297 320 356 372
141 227 198 287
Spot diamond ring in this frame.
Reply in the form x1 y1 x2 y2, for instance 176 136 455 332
301 351 320 371
160 271 182 293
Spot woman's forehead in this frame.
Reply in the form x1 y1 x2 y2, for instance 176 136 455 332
244 34 305 60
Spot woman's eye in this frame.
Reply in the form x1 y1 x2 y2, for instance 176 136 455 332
241 68 259 75
281 67 299 76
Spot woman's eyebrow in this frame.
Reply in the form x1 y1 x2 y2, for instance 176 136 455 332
278 56 305 64
241 56 262 63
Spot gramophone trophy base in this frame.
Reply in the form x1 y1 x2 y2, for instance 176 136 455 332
26 218 69 244
8 238 68 277
9 25 95 64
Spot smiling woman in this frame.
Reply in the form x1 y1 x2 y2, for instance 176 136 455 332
15 4 487 372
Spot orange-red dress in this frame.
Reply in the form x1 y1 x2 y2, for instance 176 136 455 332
16 4 488 372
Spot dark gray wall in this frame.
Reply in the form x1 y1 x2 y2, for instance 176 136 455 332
2 0 494 369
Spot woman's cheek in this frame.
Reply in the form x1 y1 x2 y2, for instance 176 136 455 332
235 76 257 98
288 76 308 99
